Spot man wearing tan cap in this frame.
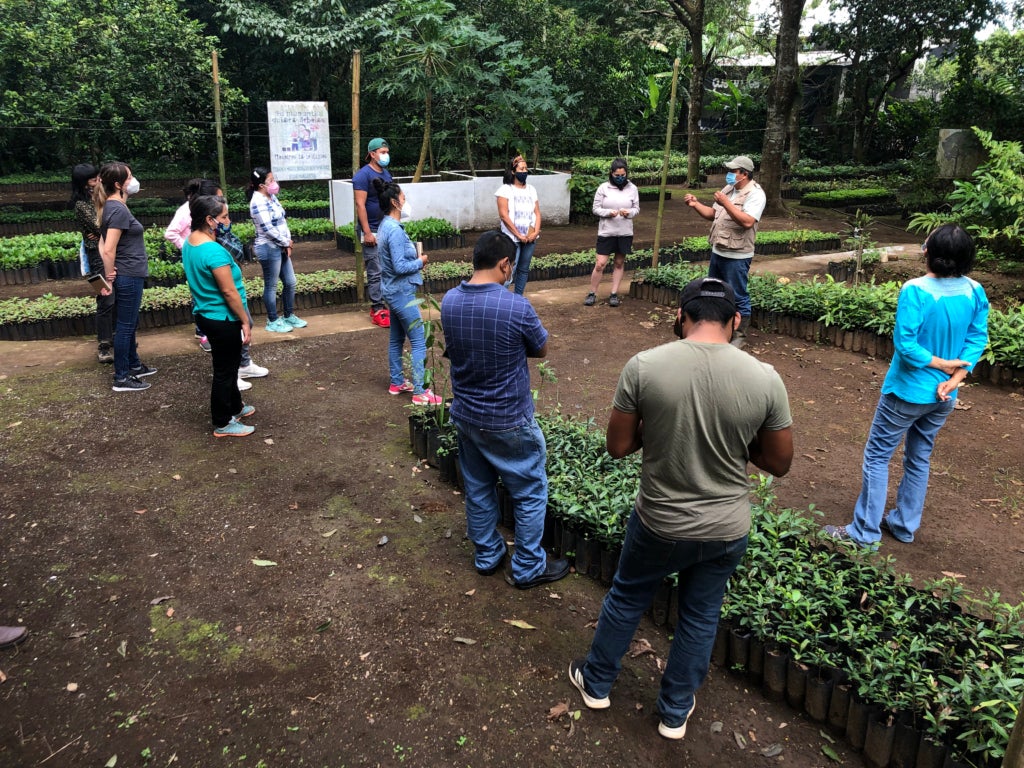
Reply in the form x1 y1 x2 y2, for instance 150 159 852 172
682 156 765 349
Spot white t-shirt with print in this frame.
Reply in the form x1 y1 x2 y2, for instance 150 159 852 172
495 183 538 238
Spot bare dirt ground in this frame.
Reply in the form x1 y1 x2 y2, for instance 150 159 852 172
1 189 1022 767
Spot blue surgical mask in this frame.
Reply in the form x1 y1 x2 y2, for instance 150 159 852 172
725 171 737 186
378 153 390 168
216 222 232 237
514 171 528 184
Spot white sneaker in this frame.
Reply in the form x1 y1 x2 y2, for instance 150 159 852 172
237 377 252 391
238 362 269 379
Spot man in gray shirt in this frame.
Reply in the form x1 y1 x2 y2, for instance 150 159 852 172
568 277 793 740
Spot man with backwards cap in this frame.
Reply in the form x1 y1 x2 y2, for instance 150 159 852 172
682 156 766 349
568 277 793 741
353 137 393 328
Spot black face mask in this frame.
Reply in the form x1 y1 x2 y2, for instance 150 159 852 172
611 175 628 188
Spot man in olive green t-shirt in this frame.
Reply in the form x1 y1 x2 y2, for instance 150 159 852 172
569 277 794 741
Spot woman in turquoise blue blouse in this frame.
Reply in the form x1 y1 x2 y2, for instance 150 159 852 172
825 224 990 547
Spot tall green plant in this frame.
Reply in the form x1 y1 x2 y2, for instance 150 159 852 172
909 128 1024 259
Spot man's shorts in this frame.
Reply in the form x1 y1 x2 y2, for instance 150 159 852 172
596 235 633 256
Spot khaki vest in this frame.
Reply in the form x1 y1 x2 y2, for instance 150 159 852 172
709 180 762 254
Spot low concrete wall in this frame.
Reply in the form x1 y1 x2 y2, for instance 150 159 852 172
329 169 571 232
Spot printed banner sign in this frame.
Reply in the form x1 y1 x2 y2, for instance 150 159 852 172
267 101 332 181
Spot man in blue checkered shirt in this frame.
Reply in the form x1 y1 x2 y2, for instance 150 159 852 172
441 231 570 589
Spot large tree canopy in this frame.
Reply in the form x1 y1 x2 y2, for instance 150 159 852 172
0 0 245 172
811 0 1002 162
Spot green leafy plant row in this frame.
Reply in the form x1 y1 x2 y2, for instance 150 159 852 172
787 160 913 181
335 217 461 242
800 188 895 207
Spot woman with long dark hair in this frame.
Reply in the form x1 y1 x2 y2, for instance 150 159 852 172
70 163 114 363
95 162 157 392
182 195 255 437
373 178 441 405
584 158 639 307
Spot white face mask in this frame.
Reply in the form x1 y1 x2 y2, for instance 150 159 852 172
125 177 140 196
400 201 412 221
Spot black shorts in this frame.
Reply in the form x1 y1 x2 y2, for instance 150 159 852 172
596 235 633 256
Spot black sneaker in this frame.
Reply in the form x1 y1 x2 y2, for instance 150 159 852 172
112 376 151 392
97 347 114 364
513 557 570 589
568 659 610 709
130 363 157 378
608 293 621 307
583 292 597 306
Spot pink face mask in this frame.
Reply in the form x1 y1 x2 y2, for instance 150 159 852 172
265 180 280 196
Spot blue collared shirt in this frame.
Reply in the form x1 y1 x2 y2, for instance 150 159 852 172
441 282 548 430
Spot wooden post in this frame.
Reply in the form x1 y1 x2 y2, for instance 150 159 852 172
212 50 227 194
352 49 365 302
651 58 681 269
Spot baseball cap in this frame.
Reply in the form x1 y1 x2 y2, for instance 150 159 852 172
367 138 389 153
679 277 736 310
724 156 754 172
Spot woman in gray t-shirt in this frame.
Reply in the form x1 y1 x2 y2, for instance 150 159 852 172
97 162 157 392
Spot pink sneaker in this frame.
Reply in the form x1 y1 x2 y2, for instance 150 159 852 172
389 381 414 395
411 389 443 406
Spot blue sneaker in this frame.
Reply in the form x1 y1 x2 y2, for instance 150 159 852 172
234 404 255 419
213 419 254 438
265 318 293 333
283 314 308 328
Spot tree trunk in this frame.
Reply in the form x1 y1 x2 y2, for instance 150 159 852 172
686 61 704 186
464 117 475 174
787 85 802 167
414 91 431 182
760 0 805 216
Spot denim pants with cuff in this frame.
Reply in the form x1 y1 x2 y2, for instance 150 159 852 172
255 243 296 322
583 511 747 728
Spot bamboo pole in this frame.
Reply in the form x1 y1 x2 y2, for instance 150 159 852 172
212 50 227 194
1005 697 1024 768
651 58 681 268
352 50 365 302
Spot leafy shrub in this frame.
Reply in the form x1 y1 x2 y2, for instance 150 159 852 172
801 188 895 207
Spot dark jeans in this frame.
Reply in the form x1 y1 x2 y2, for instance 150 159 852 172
195 314 243 428
707 253 753 317
112 275 144 380
86 248 115 347
583 511 747 727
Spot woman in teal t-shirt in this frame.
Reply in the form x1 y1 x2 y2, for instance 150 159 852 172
182 195 255 438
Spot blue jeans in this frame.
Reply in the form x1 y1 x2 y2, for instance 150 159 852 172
453 417 548 583
357 226 384 308
847 392 956 545
583 512 747 728
385 290 426 394
112 275 144 380
255 243 296 321
708 253 752 317
505 241 536 295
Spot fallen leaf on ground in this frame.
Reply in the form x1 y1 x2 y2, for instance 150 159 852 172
733 731 747 749
547 702 569 720
149 596 173 605
321 529 337 538
359 652 370 661
252 559 278 567
165 608 174 618
413 514 422 524
453 637 477 645
264 438 274 445
761 744 783 757
134 509 146 515
822 745 841 762
315 620 332 632
628 638 655 657
377 535 389 547
941 571 966 579
464 589 476 596
503 619 537 630
710 721 724 733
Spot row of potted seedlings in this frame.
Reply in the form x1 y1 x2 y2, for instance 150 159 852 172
409 408 1021 768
